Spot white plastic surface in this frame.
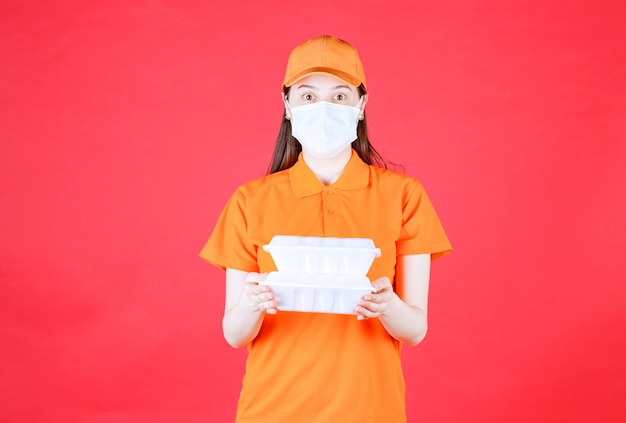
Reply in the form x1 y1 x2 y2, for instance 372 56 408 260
260 272 375 314
263 236 381 275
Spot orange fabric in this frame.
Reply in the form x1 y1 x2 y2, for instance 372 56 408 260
200 151 451 423
282 35 367 90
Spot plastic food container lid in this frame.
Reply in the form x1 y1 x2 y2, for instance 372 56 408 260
262 236 381 276
265 235 378 249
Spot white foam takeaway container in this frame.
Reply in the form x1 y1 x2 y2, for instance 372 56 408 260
260 272 375 314
262 236 381 275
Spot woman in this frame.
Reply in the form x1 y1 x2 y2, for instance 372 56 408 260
200 35 452 423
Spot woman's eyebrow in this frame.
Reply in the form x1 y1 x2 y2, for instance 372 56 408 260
295 84 353 91
296 84 318 90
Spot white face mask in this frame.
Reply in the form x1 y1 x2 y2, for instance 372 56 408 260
289 98 363 159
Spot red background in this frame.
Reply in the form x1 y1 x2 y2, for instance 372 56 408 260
2 1 625 422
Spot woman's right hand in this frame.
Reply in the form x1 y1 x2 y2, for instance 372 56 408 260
224 269 277 348
242 272 278 315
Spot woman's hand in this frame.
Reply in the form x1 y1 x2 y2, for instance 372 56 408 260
355 276 398 320
242 272 278 315
223 269 277 348
354 255 431 345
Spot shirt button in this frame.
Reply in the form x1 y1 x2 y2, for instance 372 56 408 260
327 209 334 215
327 190 334 195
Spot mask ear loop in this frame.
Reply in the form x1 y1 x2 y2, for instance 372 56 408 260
356 96 365 120
282 93 292 120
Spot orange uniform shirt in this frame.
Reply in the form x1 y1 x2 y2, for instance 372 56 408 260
200 151 451 423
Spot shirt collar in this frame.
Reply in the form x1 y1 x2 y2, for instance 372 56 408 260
289 150 370 198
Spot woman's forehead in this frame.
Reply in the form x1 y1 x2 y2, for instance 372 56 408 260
292 73 357 91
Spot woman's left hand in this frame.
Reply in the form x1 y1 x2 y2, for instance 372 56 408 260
355 276 397 320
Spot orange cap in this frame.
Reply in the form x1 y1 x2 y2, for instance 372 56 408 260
282 35 367 91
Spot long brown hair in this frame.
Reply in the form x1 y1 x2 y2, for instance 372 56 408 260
267 85 388 174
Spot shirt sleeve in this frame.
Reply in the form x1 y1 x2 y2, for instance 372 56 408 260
396 179 452 261
199 188 260 272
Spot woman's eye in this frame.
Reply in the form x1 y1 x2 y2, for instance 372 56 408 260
302 94 314 101
335 94 346 101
